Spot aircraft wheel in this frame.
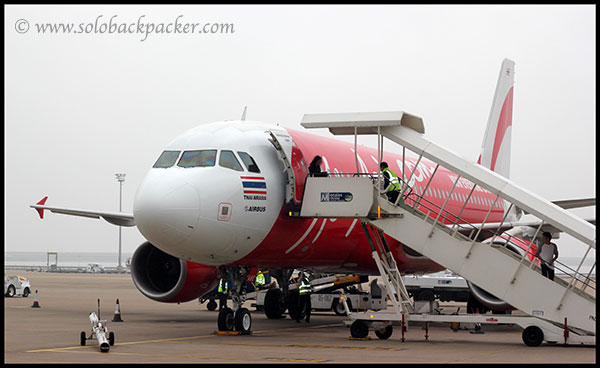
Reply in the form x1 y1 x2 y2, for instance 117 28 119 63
264 288 285 319
234 308 252 334
522 326 544 347
206 300 217 311
108 331 115 346
350 320 369 339
80 331 86 346
374 325 393 340
217 307 235 331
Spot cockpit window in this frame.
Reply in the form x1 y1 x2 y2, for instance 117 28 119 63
153 150 180 168
237 151 261 173
177 150 217 168
219 150 243 172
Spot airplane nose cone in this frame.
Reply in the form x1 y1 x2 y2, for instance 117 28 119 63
134 175 200 249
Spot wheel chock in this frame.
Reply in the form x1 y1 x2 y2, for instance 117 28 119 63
348 336 371 341
214 330 252 336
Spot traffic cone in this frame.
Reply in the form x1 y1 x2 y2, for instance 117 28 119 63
112 299 123 322
31 290 41 308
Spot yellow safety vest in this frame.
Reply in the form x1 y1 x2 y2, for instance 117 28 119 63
218 279 228 293
255 273 265 286
299 278 313 295
382 168 402 191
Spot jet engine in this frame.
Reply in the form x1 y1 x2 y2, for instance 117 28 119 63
130 242 220 303
467 235 537 312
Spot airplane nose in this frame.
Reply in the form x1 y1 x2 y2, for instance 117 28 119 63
133 174 200 249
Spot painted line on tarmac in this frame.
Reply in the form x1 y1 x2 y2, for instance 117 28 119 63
25 322 351 355
25 348 328 363
177 340 406 351
26 335 214 353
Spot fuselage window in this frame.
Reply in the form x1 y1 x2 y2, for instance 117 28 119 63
178 150 217 168
237 151 261 173
153 150 181 168
219 150 244 172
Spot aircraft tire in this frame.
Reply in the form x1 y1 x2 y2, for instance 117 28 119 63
234 308 252 334
109 331 115 346
80 331 86 346
206 300 217 311
264 288 285 319
217 307 235 331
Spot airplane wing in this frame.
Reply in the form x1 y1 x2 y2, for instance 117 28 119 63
463 218 596 242
30 197 135 227
518 198 596 215
487 197 596 239
551 198 595 210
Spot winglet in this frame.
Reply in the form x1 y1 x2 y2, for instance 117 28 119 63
35 196 48 219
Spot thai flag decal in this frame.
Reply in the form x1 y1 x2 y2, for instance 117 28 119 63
241 176 267 195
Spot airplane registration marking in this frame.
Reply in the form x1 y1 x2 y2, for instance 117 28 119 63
285 218 318 254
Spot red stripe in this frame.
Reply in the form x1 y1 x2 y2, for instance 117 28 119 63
244 190 267 194
491 87 513 171
240 176 265 180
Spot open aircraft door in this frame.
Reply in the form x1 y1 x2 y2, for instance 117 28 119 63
267 130 309 206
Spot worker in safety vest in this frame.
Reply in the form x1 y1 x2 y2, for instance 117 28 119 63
255 272 266 289
380 161 402 204
296 272 313 323
217 278 229 310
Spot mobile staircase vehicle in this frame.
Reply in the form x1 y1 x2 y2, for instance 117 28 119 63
288 111 595 346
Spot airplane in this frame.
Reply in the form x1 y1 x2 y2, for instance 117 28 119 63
30 59 594 334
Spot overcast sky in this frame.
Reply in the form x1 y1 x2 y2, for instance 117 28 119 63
5 5 595 261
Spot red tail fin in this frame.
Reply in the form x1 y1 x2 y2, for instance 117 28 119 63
35 196 48 219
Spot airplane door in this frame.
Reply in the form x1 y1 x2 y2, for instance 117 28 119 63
267 130 309 206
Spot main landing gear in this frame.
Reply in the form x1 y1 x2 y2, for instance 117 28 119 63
216 267 252 335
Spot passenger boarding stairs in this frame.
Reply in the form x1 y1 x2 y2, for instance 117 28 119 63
299 112 596 339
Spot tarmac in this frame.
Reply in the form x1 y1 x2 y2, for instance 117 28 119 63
4 269 596 364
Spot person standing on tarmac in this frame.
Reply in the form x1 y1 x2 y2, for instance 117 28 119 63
297 272 313 323
217 278 229 310
380 162 402 204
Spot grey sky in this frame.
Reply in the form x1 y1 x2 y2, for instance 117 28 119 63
5 5 595 260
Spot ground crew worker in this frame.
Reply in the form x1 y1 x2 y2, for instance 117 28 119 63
217 278 228 310
535 232 559 281
255 271 266 290
380 162 402 204
297 272 313 323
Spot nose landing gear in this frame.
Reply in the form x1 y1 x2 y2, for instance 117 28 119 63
216 267 253 335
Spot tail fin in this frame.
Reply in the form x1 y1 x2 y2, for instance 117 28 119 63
477 58 515 179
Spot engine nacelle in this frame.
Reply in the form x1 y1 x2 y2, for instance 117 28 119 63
130 242 219 303
467 235 538 311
